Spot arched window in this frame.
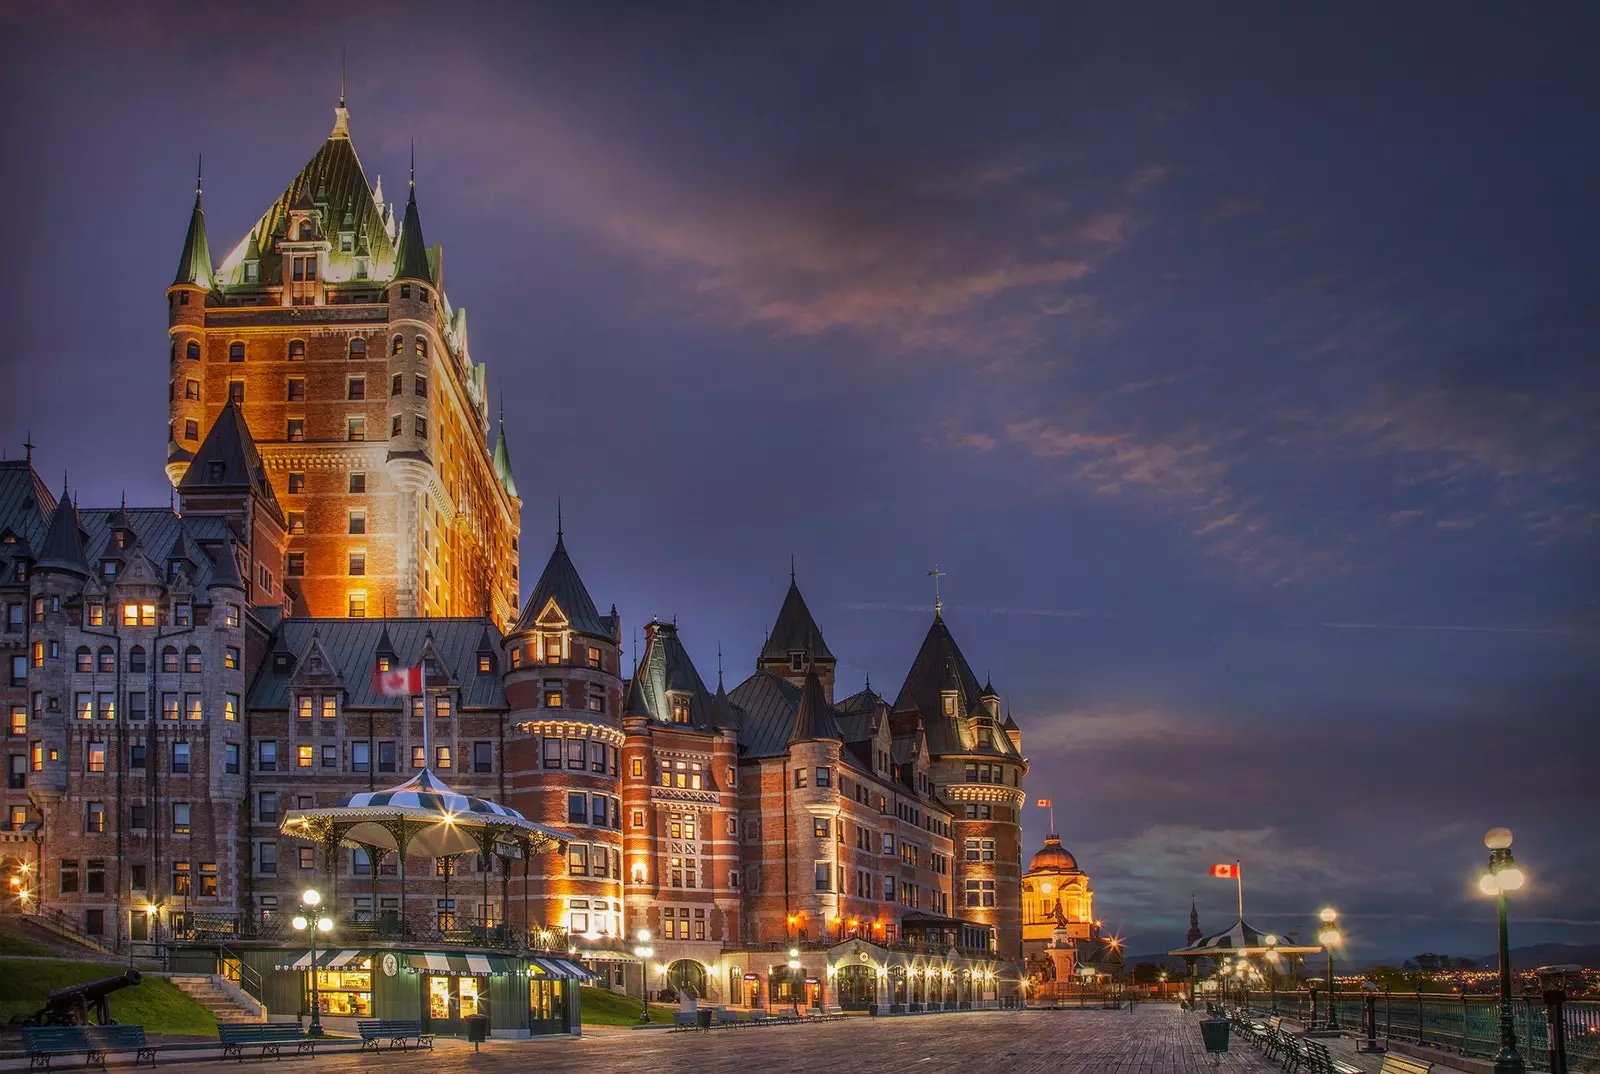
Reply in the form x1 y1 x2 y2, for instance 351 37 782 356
298 220 314 240
391 335 403 356
128 646 147 674
75 646 92 672
97 646 114 673
184 646 202 673
185 340 200 361
287 339 306 361
348 338 366 360
414 337 427 358
228 341 245 363
162 646 179 673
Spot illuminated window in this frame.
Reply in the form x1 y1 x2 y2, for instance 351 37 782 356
435 745 451 769
287 471 305 493
184 379 200 400
224 694 239 722
670 695 690 724
86 802 106 833
87 742 106 773
477 654 492 673
228 342 245 362
297 696 313 720
348 591 366 618
321 697 336 719
224 604 240 628
415 337 427 358
298 745 313 768
286 418 304 441
347 416 366 441
288 340 306 360
185 694 203 721
411 745 425 769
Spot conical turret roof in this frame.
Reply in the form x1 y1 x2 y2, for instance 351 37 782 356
515 532 607 637
177 402 282 513
37 485 89 575
891 611 986 757
394 178 432 282
760 577 833 661
789 663 841 745
173 185 213 290
207 538 245 592
491 406 517 498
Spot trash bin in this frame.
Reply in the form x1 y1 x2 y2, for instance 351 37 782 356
697 1009 713 1030
464 1014 490 1051
1200 1017 1230 1054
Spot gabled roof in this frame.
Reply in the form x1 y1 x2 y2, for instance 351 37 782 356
891 612 987 757
625 621 718 730
789 664 842 745
37 485 89 575
214 109 397 288
247 618 506 711
394 181 432 282
177 403 282 514
173 190 213 290
0 461 57 558
760 579 833 662
514 533 608 637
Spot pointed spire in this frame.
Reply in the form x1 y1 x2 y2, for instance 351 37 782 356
393 144 431 282
760 572 834 662
514 529 606 635
332 49 350 140
491 403 518 498
789 662 842 745
172 157 213 290
207 538 245 592
37 483 89 575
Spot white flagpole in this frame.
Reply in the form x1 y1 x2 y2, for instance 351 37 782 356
419 661 429 770
1236 859 1244 922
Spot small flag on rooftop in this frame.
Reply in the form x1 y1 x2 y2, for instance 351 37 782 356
1035 798 1052 807
372 666 423 697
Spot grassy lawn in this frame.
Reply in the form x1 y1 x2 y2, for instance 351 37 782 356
0 959 218 1036
0 928 56 957
579 986 676 1026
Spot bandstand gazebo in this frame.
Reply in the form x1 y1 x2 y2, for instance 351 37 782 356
1168 918 1320 1007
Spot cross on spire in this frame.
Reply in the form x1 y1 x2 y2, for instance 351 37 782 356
196 154 203 199
927 565 946 616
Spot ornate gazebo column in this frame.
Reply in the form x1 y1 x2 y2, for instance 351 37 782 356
353 843 389 926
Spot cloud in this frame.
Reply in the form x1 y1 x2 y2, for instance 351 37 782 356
1434 516 1481 531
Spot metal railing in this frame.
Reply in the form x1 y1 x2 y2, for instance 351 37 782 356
1237 989 1600 1072
162 911 576 954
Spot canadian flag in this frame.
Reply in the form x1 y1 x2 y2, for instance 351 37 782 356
1210 863 1239 879
1035 798 1053 808
372 667 423 697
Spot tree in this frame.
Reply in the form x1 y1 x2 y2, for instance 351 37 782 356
1132 962 1164 985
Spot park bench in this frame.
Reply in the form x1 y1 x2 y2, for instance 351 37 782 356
356 1020 434 1051
715 1010 742 1027
672 1011 699 1028
1377 1055 1432 1074
217 1023 314 1061
22 1025 157 1070
1304 1039 1364 1074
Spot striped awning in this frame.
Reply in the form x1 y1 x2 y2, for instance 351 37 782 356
404 952 517 977
274 949 373 971
528 957 599 980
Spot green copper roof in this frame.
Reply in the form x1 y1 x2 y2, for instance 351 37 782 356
173 192 213 290
491 408 517 498
394 181 432 282
214 107 397 288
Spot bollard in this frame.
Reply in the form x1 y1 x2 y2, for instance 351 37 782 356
1542 989 1568 1074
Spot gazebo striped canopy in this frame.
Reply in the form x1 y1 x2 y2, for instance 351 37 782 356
280 767 571 859
1167 918 1322 958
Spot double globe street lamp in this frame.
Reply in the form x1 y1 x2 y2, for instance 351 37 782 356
633 930 655 1024
1479 827 1527 1074
1317 908 1341 1031
291 889 333 1036
788 948 802 1016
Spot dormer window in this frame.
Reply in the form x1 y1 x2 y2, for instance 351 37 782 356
243 261 259 284
670 695 691 724
789 652 806 672
376 654 391 672
339 233 354 253
477 653 493 674
101 560 117 579
355 257 368 280
943 694 956 716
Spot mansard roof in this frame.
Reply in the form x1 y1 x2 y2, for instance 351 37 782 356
789 664 842 745
514 533 609 638
0 461 57 561
760 579 833 662
213 107 397 288
78 507 234 594
726 670 802 758
248 618 506 711
625 621 720 730
891 612 988 757
177 403 282 514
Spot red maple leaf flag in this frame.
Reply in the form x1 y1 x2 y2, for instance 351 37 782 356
372 666 423 697
1035 798 1052 807
1210 863 1239 879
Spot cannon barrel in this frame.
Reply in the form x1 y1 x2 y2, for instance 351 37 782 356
44 969 142 1006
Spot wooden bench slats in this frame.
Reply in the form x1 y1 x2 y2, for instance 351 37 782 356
217 1023 313 1062
355 1020 434 1051
1378 1054 1433 1074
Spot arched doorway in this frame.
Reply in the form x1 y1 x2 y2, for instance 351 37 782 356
888 967 907 1010
666 959 707 1000
834 964 877 1010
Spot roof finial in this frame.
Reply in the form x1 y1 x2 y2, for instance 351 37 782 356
195 154 203 200
790 554 796 584
409 140 415 192
340 46 347 108
928 565 946 617
717 644 723 687
23 433 33 463
556 497 563 539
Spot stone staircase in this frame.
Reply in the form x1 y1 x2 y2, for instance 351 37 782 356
169 976 263 1024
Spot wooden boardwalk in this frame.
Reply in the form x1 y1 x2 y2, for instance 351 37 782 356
167 1004 1468 1074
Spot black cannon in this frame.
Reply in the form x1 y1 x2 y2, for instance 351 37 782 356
23 969 142 1026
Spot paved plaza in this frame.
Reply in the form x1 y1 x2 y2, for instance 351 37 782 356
153 1005 1467 1074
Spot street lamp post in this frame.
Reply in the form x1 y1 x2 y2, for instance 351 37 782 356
633 930 654 1024
1318 909 1341 1031
1265 935 1279 1015
1480 828 1527 1074
291 889 333 1037
788 949 801 1016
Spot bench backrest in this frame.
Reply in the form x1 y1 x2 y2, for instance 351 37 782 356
84 1026 148 1048
218 1023 304 1043
356 1020 424 1033
22 1027 91 1052
1269 1016 1283 1029
1379 1055 1433 1074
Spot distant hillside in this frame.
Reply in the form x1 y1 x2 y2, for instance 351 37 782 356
1122 943 1600 975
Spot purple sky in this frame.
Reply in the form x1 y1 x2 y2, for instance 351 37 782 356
4 3 1597 962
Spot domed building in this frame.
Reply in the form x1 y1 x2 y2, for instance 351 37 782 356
1020 833 1123 983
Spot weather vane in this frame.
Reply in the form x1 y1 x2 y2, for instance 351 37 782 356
927 565 946 616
